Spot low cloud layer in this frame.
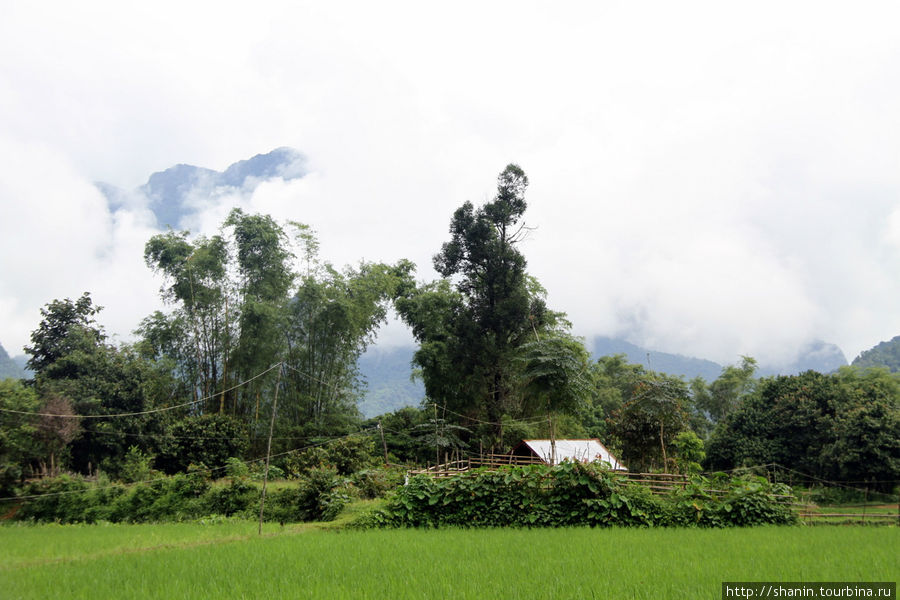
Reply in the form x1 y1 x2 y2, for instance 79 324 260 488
2 1 899 367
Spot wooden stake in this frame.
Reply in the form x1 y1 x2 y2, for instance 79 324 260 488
378 421 389 465
258 363 283 535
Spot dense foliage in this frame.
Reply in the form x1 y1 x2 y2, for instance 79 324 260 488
705 368 900 490
368 462 795 528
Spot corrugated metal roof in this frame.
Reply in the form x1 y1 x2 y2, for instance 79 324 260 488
521 439 627 471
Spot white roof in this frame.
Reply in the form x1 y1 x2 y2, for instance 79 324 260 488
521 439 627 471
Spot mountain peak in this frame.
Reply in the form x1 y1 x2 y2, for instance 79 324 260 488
0 341 26 379
97 147 308 229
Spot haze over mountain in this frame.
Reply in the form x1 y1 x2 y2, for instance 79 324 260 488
98 147 307 229
357 335 851 418
3 3 900 409
6 145 861 417
0 341 25 380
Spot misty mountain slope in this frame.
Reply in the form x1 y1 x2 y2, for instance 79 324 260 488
358 335 853 418
357 346 425 418
591 336 847 379
591 336 723 380
773 340 847 375
0 341 25 379
852 335 900 372
96 147 307 229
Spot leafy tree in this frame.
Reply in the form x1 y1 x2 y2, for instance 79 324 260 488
672 430 705 474
144 230 232 408
518 332 592 460
25 292 103 374
224 209 294 417
156 414 249 474
143 211 409 455
578 354 646 439
609 373 692 472
24 294 175 474
821 368 899 486
705 368 899 490
396 165 562 446
362 406 429 464
281 257 407 434
692 356 757 432
414 412 472 467
0 379 40 494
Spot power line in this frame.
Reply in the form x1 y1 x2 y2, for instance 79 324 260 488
0 426 380 503
427 401 548 427
0 363 282 420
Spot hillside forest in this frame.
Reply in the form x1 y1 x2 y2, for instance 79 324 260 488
1 165 898 502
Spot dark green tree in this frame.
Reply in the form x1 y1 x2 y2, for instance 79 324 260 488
705 368 899 489
25 292 103 374
0 379 40 495
225 209 294 418
396 165 560 446
608 373 692 472
23 294 176 474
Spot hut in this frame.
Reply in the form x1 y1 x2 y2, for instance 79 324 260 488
511 439 627 471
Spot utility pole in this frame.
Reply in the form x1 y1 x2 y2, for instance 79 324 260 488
258 362 283 535
378 421 389 465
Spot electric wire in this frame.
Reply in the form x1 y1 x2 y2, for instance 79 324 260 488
0 362 282 419
0 426 380 503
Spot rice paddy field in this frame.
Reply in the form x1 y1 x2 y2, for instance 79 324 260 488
1 522 897 599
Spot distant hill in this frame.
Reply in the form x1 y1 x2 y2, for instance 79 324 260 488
771 340 847 375
356 335 852 417
591 336 847 380
97 147 307 229
852 335 900 372
357 346 425 418
591 336 723 380
0 342 26 379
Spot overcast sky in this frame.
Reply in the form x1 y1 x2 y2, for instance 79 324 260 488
2 1 899 367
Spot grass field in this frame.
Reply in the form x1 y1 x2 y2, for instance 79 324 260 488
2 522 897 599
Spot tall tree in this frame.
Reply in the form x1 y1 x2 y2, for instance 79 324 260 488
396 165 561 445
692 356 758 431
142 211 408 444
609 372 692 472
144 231 232 408
224 209 294 417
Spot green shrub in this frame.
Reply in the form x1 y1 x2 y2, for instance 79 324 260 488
18 474 94 522
351 467 405 499
378 463 796 528
204 479 259 517
250 463 284 481
284 435 380 478
224 457 249 479
296 467 350 521
117 446 157 483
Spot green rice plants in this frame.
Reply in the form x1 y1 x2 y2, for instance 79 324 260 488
2 525 896 598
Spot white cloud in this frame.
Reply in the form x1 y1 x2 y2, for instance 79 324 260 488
2 0 900 366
